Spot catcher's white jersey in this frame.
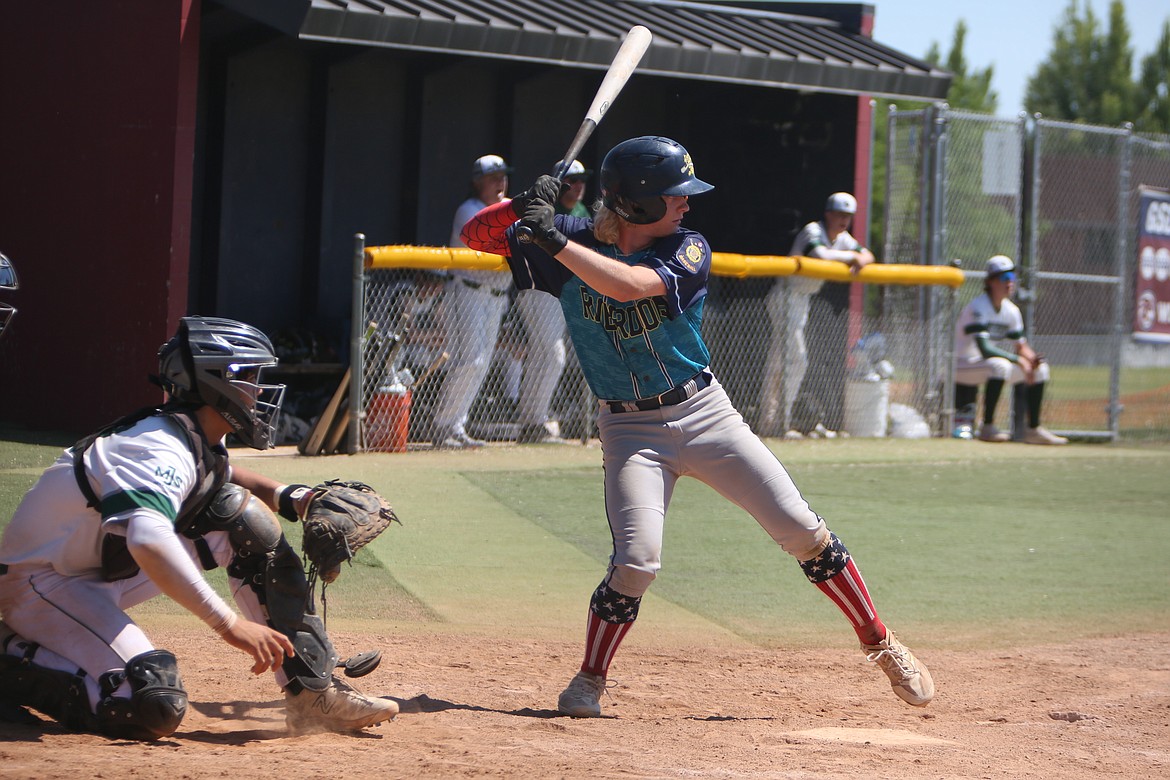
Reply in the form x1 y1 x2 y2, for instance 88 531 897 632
0 415 210 575
787 220 865 295
953 292 1024 366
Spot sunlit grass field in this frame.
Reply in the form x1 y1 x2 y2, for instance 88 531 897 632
2 429 1167 651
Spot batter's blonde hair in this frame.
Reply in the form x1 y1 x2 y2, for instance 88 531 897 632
592 202 622 246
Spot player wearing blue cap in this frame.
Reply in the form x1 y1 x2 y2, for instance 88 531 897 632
461 136 934 717
954 255 1068 444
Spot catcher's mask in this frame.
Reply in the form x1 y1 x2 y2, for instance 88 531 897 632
157 316 285 450
0 252 17 340
601 136 713 225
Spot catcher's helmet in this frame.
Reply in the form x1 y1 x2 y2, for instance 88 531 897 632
601 136 713 225
0 252 17 340
157 316 285 450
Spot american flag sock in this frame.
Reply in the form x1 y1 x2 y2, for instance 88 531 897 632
580 579 641 677
800 532 886 645
581 610 635 677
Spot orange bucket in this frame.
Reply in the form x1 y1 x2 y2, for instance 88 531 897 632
366 389 411 452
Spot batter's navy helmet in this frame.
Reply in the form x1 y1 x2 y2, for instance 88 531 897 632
157 316 285 450
601 136 713 225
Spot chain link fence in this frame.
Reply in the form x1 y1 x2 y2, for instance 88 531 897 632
1029 119 1130 437
1030 121 1170 439
1125 134 1170 438
884 105 1170 441
353 245 960 451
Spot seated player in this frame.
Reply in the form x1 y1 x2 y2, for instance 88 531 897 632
953 256 1067 445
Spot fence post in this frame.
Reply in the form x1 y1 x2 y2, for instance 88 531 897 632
928 103 949 434
347 232 366 454
1110 127 1134 439
943 259 961 437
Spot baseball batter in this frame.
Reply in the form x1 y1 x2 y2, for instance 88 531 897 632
954 255 1068 444
0 317 397 738
461 136 934 717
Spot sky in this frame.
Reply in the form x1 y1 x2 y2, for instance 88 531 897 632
868 0 1169 115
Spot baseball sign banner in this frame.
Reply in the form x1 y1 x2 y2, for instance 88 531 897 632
1133 186 1170 343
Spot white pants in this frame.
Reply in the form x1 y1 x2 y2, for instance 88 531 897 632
758 283 813 435
0 531 280 710
432 278 510 434
514 290 566 427
955 356 1050 386
597 376 827 598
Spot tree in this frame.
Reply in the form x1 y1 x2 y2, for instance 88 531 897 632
924 20 997 114
871 20 998 258
1134 20 1170 133
1024 0 1136 125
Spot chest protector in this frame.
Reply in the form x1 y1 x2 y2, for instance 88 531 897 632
70 404 230 581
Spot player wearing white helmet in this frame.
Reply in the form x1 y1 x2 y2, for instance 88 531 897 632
462 136 933 717
434 154 517 449
954 256 1068 445
0 316 397 738
759 192 875 437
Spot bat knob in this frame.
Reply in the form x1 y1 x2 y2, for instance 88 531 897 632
516 225 534 243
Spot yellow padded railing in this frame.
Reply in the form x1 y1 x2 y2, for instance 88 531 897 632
363 245 965 288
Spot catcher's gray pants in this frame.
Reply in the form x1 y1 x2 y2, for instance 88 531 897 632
597 375 828 598
0 531 286 711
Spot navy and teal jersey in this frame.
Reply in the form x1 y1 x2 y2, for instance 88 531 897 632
506 215 711 402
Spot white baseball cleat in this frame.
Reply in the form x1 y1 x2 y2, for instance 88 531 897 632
432 428 486 450
978 423 1010 442
516 423 560 444
285 677 398 734
862 630 935 707
558 671 607 717
1022 426 1068 445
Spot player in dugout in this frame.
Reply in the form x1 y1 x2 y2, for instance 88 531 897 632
460 135 934 717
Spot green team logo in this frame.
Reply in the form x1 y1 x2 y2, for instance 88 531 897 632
155 465 183 489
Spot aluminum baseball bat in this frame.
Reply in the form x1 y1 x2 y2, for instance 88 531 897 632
517 24 653 243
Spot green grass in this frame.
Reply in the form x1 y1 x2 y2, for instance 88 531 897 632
1048 364 1170 400
2 436 1167 651
472 449 1170 647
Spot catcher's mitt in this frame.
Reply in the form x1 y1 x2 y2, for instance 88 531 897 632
301 479 399 584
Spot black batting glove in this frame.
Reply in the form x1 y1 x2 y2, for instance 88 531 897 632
520 199 568 255
511 175 564 215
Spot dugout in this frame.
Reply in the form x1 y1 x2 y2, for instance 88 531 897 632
0 0 950 434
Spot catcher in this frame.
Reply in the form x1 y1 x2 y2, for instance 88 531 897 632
0 316 397 739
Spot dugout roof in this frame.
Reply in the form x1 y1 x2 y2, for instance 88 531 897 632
259 0 951 101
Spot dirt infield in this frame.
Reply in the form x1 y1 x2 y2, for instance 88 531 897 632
1 625 1166 779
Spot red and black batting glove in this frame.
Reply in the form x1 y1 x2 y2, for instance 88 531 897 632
520 199 568 255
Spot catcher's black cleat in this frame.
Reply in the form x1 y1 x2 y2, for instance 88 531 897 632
337 650 382 679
